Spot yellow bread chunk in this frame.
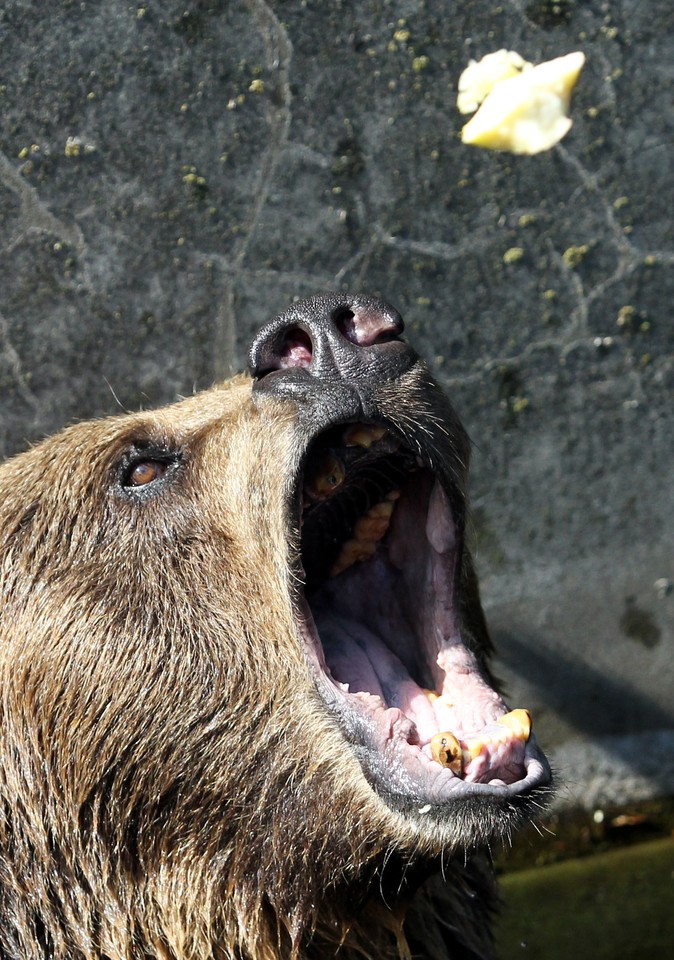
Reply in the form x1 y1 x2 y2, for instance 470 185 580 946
459 51 585 155
457 49 528 115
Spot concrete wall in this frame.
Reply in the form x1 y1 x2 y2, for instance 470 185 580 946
1 0 672 808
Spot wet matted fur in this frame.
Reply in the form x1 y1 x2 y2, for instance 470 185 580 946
0 295 551 959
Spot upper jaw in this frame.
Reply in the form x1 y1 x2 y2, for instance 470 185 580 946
290 405 552 832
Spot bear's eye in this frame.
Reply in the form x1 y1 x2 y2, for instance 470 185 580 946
118 450 182 494
126 460 168 487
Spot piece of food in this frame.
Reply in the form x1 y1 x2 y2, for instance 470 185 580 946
457 49 528 115
458 50 585 155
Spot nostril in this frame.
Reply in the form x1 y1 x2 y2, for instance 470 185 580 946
255 326 314 378
332 305 356 340
332 301 403 347
278 327 313 369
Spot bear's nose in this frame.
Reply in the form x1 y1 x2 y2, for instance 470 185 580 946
249 294 415 404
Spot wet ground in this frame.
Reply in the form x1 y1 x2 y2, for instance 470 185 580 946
496 798 674 959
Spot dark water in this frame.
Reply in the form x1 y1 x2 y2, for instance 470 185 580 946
497 799 674 959
499 838 674 959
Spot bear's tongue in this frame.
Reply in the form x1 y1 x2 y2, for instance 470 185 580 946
316 614 438 739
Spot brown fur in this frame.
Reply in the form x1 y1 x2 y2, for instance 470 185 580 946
0 370 508 960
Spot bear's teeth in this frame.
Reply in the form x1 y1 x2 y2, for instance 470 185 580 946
329 498 396 576
343 424 387 449
353 501 394 541
429 710 533 776
460 710 533 763
430 731 463 774
496 708 532 740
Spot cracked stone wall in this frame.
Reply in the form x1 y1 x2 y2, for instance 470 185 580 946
1 0 672 806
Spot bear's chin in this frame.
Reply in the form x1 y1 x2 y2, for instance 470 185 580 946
293 418 551 841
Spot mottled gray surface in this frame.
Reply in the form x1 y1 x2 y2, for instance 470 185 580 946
549 729 674 812
1 0 672 805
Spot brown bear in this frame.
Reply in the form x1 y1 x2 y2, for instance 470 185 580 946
0 295 551 960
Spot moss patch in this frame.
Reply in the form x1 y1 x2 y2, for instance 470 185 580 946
498 838 674 960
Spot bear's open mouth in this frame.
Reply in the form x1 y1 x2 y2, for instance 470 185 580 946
295 421 551 812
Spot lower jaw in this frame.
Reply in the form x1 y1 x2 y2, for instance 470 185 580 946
298 636 550 829
316 674 551 808
304 585 547 800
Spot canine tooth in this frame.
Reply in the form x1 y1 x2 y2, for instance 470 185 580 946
344 424 387 449
304 452 345 499
386 490 400 501
430 731 463 774
496 708 532 740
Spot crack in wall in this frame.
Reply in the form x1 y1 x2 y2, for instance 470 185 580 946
0 313 39 412
0 150 85 253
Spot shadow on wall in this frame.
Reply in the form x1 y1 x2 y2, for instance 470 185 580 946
494 630 674 795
